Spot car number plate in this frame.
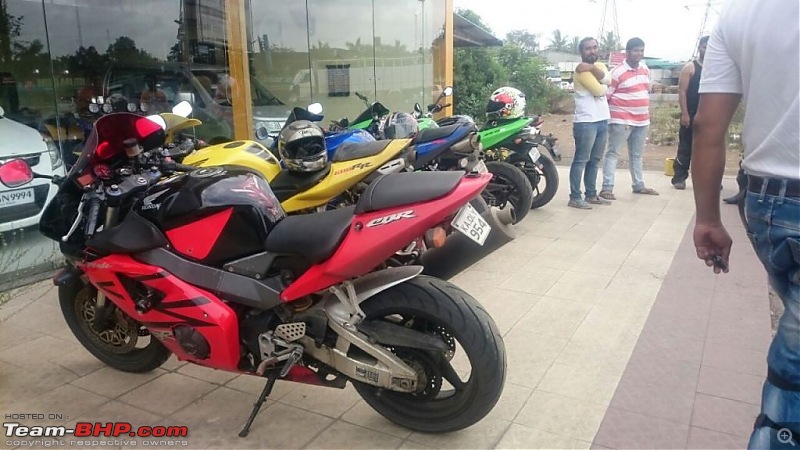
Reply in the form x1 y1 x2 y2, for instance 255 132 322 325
528 147 541 163
473 159 488 174
451 202 491 246
0 188 34 209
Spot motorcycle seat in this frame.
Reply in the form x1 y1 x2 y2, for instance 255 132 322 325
270 165 332 203
332 139 392 162
414 124 460 143
265 205 355 264
355 171 463 214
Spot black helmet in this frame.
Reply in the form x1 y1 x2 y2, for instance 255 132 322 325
277 120 327 172
382 112 419 139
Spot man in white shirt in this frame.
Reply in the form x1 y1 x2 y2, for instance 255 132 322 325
691 0 800 446
568 37 613 210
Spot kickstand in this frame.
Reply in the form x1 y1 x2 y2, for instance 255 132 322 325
238 371 278 438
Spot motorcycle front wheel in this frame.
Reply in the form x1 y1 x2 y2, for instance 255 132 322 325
59 282 171 373
352 276 506 433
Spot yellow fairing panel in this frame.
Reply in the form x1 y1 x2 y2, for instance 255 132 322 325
281 138 411 213
183 140 282 181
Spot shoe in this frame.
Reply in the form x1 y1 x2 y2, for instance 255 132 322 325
723 190 745 204
673 181 686 190
599 191 616 200
586 195 612 205
568 199 593 209
633 187 660 195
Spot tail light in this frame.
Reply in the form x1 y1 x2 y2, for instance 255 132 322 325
0 159 34 188
424 226 447 248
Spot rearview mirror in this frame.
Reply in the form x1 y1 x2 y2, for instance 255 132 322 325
172 101 193 118
307 102 323 115
0 159 34 188
414 103 422 113
442 86 453 97
145 114 168 130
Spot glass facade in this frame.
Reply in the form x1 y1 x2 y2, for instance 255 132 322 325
0 0 449 285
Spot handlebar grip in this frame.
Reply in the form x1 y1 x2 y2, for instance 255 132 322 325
85 197 101 236
173 163 198 173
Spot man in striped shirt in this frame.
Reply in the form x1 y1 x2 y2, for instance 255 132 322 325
599 37 660 199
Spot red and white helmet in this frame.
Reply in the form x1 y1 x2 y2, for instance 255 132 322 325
486 87 526 120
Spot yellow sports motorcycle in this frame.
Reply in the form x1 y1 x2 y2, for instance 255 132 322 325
161 102 412 214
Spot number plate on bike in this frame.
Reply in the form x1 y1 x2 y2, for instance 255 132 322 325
451 203 491 246
528 147 541 163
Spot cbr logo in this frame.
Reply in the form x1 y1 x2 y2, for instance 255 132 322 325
334 162 372 175
366 210 415 228
140 189 168 211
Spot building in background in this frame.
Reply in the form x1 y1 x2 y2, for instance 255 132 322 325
0 0 453 285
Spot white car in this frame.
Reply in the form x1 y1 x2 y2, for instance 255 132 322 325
0 107 65 233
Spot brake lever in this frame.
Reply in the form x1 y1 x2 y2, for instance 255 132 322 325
62 196 87 242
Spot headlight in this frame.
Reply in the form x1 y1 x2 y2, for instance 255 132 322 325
89 103 100 113
43 136 62 170
102 103 112 114
127 102 137 113
140 102 149 113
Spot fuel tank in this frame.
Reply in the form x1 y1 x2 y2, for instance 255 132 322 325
134 166 285 265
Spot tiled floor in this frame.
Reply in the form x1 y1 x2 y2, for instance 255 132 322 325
0 168 772 449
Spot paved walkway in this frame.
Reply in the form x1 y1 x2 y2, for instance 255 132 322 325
0 168 771 449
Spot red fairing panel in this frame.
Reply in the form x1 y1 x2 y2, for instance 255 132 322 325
80 254 242 372
281 173 491 301
165 207 232 260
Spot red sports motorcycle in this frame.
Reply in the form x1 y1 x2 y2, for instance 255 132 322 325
0 112 506 437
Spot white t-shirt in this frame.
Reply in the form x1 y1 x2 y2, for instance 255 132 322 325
573 66 611 123
699 0 800 180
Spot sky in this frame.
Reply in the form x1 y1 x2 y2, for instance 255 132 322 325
453 0 722 61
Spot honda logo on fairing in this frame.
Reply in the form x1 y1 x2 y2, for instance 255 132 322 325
366 210 415 227
140 189 168 211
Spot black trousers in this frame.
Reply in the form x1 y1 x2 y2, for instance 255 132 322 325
672 124 692 184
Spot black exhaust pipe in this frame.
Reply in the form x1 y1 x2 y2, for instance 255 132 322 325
420 198 516 280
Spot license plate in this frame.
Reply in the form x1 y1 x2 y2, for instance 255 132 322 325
473 159 488 174
528 147 541 162
0 188 34 209
451 203 491 246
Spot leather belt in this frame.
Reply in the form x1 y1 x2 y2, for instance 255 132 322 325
747 175 800 198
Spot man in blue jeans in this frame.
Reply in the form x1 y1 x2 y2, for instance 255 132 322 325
568 37 613 210
692 0 799 447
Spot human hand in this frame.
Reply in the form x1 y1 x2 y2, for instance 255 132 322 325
576 62 593 73
680 113 690 127
693 221 732 274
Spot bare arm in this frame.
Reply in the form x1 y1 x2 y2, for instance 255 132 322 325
678 63 694 126
691 92 742 270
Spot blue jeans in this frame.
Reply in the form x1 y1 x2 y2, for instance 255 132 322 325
602 124 649 192
569 120 608 200
742 186 800 449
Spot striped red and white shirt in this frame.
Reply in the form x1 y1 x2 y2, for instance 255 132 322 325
607 60 651 126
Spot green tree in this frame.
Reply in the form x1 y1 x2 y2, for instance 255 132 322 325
569 36 581 54
0 0 22 66
599 31 622 59
505 30 539 55
105 36 158 65
547 30 569 52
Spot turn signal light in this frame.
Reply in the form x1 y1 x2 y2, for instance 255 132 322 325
425 226 447 248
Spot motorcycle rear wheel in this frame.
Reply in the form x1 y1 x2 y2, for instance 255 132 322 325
59 282 171 373
482 161 533 223
352 276 506 433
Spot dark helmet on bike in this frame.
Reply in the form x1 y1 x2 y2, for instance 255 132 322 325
382 112 419 139
277 120 328 172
